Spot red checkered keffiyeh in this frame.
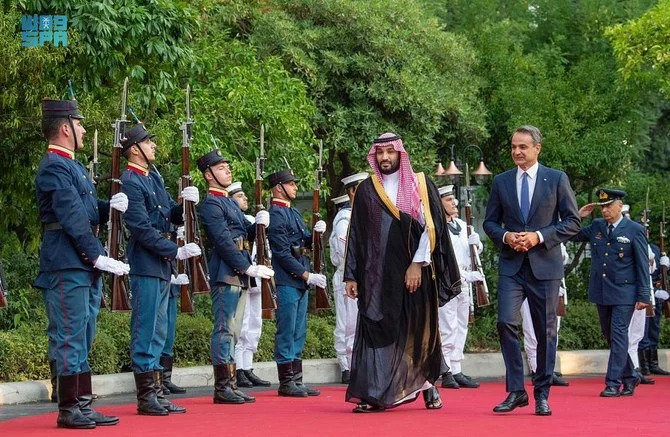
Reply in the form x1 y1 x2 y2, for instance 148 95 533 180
367 133 421 221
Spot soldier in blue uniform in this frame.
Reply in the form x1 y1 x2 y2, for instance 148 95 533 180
121 123 202 416
575 188 651 397
266 169 327 397
36 99 129 429
197 150 274 404
639 243 670 375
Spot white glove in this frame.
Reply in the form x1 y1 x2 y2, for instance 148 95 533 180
176 242 201 260
561 244 570 265
176 226 185 240
306 273 327 288
245 265 275 279
255 210 270 228
468 232 481 248
660 255 670 268
109 192 128 213
314 220 326 233
655 289 670 300
559 286 566 297
94 256 130 276
460 269 484 283
181 186 200 204
170 273 189 285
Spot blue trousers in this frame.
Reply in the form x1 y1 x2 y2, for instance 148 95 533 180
639 298 664 350
497 259 560 400
161 286 179 358
42 270 101 375
130 275 169 373
597 304 637 388
211 284 246 365
274 285 308 364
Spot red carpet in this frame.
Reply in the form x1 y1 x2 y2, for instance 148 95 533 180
2 377 669 436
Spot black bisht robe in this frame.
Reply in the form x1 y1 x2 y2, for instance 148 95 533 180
343 173 461 408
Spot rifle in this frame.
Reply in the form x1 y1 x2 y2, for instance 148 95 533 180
0 262 8 309
660 202 670 319
180 85 210 303
556 277 568 317
176 226 194 314
468 285 475 323
88 129 107 309
463 185 489 307
256 125 278 320
312 140 330 311
644 188 656 317
108 78 132 312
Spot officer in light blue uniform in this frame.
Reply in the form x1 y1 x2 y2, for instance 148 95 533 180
197 150 273 405
121 123 201 416
267 169 327 398
36 99 128 429
574 188 651 397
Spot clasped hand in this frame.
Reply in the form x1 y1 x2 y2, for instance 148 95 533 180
505 231 539 252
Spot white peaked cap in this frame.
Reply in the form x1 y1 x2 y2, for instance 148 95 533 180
331 194 349 205
341 172 369 188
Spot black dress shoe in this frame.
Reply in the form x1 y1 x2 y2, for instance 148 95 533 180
245 369 271 387
236 369 253 388
600 386 620 397
535 399 552 416
621 378 640 396
453 372 480 388
341 370 350 384
493 391 529 413
441 372 459 389
551 372 569 387
639 374 655 385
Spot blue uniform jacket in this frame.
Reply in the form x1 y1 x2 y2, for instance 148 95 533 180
199 192 255 288
483 164 581 280
650 243 661 286
267 201 312 290
573 217 651 305
121 166 183 281
35 150 109 287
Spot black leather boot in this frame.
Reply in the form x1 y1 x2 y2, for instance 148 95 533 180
160 355 186 394
649 348 670 375
229 364 256 403
49 360 58 402
78 371 119 425
292 360 320 396
213 364 245 404
56 374 96 429
639 348 651 375
154 370 186 413
134 371 168 416
245 368 271 387
236 369 253 388
277 362 307 397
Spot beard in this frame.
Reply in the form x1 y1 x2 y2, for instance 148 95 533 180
378 160 400 175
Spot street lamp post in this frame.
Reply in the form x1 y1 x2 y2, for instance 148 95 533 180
435 144 492 205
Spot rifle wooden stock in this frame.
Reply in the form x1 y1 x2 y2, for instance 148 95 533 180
468 287 475 324
464 203 489 307
176 235 194 314
0 264 8 309
312 188 330 311
108 133 130 311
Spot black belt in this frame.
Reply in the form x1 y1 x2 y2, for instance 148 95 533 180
43 222 100 237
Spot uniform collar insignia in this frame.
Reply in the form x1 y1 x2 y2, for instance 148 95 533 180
127 162 149 176
271 198 291 208
209 187 228 197
47 144 75 160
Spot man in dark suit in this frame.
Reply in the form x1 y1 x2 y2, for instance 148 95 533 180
575 189 651 397
484 125 580 416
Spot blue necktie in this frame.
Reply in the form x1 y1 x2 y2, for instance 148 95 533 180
520 172 530 222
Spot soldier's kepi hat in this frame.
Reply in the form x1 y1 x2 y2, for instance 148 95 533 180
595 188 626 205
227 181 243 196
267 169 299 187
341 172 369 189
438 185 455 197
42 99 84 120
121 124 156 154
197 149 229 173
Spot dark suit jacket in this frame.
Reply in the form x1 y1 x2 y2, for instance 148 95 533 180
573 217 651 305
483 164 580 280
